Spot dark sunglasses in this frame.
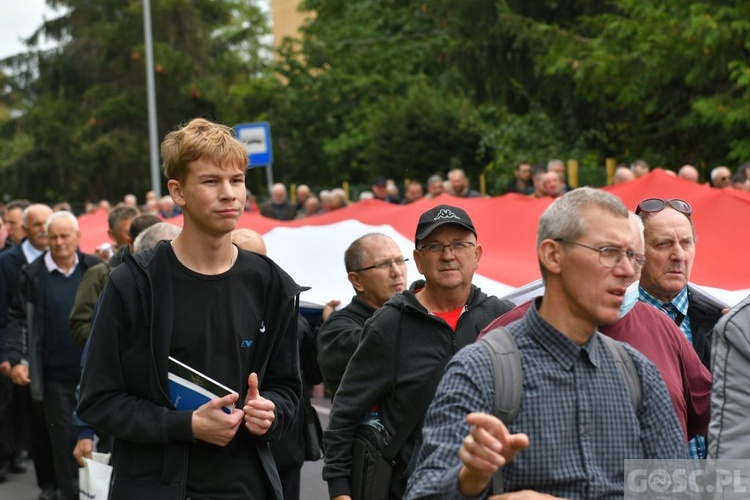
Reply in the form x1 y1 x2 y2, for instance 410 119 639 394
635 198 692 216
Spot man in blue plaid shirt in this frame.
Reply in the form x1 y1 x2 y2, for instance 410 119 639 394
406 188 686 499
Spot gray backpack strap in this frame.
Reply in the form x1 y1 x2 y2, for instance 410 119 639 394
478 326 522 495
599 333 642 413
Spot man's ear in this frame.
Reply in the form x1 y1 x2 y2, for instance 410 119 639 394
347 271 365 293
167 180 184 207
538 239 563 277
412 248 424 275
473 242 483 266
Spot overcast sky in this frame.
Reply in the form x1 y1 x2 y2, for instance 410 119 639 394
0 0 64 59
0 1 273 61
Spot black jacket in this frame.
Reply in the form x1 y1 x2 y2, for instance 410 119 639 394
6 249 101 400
317 296 377 398
687 286 724 370
323 281 513 498
78 242 305 500
0 243 28 364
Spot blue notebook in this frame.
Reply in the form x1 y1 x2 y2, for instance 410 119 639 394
168 356 237 414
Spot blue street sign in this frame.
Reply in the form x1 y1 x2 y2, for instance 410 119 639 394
234 122 273 167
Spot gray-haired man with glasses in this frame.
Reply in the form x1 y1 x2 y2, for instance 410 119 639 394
406 188 685 499
323 205 513 500
317 233 408 399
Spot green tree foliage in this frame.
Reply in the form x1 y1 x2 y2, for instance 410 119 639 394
274 0 750 189
0 0 271 203
358 79 484 180
272 0 616 190
540 0 750 167
272 0 454 185
3 0 750 202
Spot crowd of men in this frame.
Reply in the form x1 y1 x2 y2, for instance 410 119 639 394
253 159 750 222
0 125 749 500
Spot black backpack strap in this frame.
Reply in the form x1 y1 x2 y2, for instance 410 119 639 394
478 326 522 494
599 333 642 412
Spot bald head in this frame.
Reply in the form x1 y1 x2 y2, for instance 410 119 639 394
678 165 699 183
23 204 54 251
711 166 732 188
232 228 267 255
613 167 635 184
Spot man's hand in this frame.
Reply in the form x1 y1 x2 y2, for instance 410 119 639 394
10 364 30 385
243 372 275 436
73 438 94 467
322 299 341 322
0 361 11 378
490 490 569 500
191 393 244 446
458 412 530 498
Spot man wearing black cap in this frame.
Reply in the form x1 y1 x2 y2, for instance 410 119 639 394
322 204 513 500
371 176 400 204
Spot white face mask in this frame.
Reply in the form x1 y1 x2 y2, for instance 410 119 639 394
618 280 640 320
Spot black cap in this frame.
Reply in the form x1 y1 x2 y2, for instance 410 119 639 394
415 205 476 244
373 176 387 187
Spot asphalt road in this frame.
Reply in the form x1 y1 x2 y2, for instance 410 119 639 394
0 398 331 500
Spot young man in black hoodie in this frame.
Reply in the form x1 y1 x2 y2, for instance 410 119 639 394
323 204 513 499
78 118 304 500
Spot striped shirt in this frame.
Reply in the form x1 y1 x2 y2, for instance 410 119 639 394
405 301 687 499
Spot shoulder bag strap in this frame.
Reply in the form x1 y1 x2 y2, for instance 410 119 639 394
381 346 452 462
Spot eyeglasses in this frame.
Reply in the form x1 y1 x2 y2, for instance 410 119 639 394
353 257 409 273
555 239 646 269
417 241 475 254
635 198 692 216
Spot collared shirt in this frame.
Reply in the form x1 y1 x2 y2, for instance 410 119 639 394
638 286 704 459
21 239 44 264
639 286 692 344
44 251 79 278
405 301 686 500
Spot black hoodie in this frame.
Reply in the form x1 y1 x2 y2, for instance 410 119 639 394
323 280 513 498
78 241 305 500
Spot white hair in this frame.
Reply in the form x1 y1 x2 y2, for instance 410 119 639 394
45 210 78 232
134 223 181 252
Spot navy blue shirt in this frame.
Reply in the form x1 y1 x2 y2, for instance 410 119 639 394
41 265 84 382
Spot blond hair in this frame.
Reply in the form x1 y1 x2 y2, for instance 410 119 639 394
161 118 247 181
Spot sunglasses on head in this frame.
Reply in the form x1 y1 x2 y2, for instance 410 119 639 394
635 198 692 216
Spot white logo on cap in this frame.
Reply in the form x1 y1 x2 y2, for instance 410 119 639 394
434 209 461 221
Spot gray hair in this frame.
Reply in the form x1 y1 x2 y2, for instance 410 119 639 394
629 211 645 251
538 187 627 247
537 188 628 279
427 174 443 185
21 203 50 226
710 166 730 182
45 210 79 232
134 223 181 252
547 159 565 171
